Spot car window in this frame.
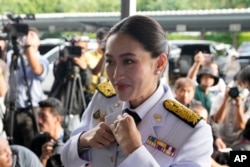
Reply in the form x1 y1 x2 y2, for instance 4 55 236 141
47 51 59 63
39 44 59 55
180 44 211 55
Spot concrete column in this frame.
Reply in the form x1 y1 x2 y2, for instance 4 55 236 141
200 31 205 40
121 0 136 20
232 32 237 48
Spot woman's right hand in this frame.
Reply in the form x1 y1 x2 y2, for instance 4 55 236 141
78 122 115 149
40 140 54 166
110 113 142 156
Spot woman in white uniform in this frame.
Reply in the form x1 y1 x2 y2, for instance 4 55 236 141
61 15 213 167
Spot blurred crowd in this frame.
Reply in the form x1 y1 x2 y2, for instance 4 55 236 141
0 26 109 167
0 24 250 167
173 50 250 167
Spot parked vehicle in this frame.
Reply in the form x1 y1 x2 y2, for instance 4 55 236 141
237 42 250 69
168 40 218 77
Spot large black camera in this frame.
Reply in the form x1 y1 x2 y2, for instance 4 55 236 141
1 14 35 40
229 86 240 99
61 38 83 59
50 140 64 167
3 23 29 38
43 132 64 167
0 23 28 41
63 45 82 59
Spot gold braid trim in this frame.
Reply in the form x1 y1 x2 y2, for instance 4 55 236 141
96 82 116 98
164 99 202 128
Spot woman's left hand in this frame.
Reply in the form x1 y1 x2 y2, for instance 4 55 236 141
110 113 142 156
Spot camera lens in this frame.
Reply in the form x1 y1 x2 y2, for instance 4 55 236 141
229 87 239 99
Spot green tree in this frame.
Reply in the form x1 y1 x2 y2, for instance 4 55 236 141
1 0 250 14
0 0 120 14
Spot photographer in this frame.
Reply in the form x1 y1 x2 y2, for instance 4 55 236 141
6 27 49 147
210 73 250 148
30 97 71 167
49 38 91 131
84 27 109 95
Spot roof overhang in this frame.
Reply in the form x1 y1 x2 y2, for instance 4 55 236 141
1 8 250 32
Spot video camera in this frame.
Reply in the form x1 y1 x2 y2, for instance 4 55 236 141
43 132 64 167
63 38 82 59
0 13 35 40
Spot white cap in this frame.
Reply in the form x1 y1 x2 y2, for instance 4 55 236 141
228 50 239 58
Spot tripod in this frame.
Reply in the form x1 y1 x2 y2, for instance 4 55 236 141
4 36 38 144
63 63 87 129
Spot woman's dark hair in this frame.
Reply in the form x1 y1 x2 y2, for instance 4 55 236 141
107 15 168 58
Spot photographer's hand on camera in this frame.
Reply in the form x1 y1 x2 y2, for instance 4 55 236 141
234 94 243 106
73 55 88 70
233 94 246 130
40 140 54 166
24 30 43 75
213 88 231 123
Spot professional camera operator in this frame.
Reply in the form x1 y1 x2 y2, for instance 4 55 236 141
6 27 49 147
210 73 250 148
49 38 91 131
30 97 71 167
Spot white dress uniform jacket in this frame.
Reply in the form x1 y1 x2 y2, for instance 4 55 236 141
61 81 213 167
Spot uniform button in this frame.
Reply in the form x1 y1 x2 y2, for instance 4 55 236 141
93 109 100 119
154 114 162 121
114 102 120 107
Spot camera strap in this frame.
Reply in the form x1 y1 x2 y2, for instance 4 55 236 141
18 55 39 133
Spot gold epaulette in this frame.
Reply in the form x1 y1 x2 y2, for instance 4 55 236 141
96 82 116 98
163 99 202 128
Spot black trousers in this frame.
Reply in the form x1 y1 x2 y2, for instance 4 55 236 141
13 108 39 148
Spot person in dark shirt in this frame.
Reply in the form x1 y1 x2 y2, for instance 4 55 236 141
194 67 219 114
30 97 71 167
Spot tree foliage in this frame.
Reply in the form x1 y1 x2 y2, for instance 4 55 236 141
0 0 120 14
1 0 249 46
0 0 250 14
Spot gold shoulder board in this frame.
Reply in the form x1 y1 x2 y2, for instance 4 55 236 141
96 82 116 98
163 99 202 128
